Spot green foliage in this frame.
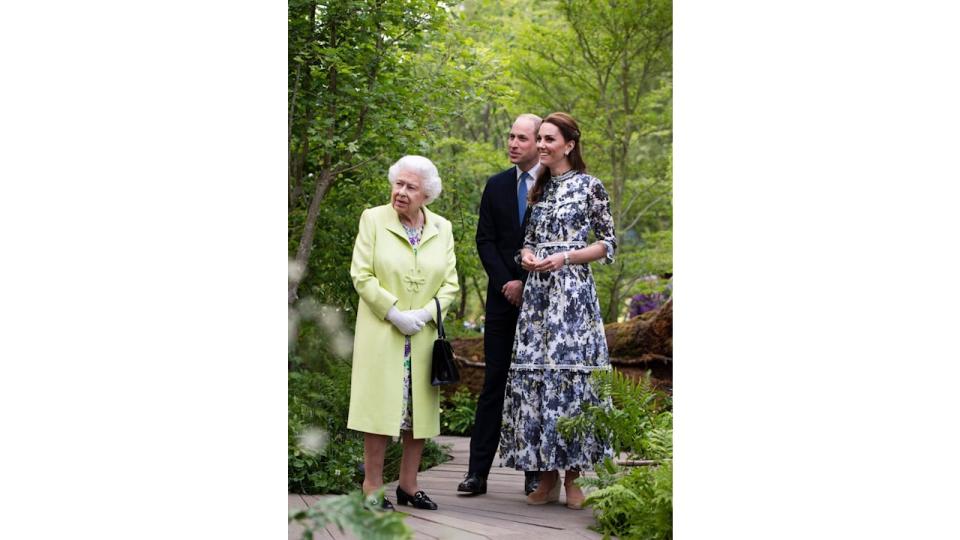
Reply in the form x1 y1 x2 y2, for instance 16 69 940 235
440 387 477 436
560 370 673 539
426 136 508 321
559 370 671 461
416 438 452 474
581 461 673 540
289 363 364 494
595 228 674 321
442 320 484 339
289 356 452 494
510 0 673 321
289 0 673 332
294 174 387 330
289 488 412 540
289 3 674 535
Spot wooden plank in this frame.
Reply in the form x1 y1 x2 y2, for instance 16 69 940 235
414 473 529 485
401 504 560 533
391 507 519 538
289 494 337 540
298 496 350 540
402 513 484 539
401 494 588 527
406 505 570 532
288 437 605 539
323 525 354 540
489 531 600 540
290 492 600 539
289 494 309 540
398 493 600 537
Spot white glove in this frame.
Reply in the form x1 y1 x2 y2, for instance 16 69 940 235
386 306 424 335
408 308 433 325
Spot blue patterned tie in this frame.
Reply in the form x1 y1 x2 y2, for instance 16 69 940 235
517 171 530 223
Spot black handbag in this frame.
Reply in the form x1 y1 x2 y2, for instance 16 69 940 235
430 297 459 386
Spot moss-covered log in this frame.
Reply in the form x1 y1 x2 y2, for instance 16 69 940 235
449 299 673 395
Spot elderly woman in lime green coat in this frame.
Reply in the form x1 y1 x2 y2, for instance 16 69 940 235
347 155 459 511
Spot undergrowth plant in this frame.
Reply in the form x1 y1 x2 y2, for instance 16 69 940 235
440 387 477 436
560 370 673 540
289 355 451 494
289 488 412 540
579 460 673 540
560 369 672 460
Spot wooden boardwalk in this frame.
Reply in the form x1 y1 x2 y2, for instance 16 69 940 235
289 436 603 539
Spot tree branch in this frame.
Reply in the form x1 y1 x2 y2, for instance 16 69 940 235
623 194 666 232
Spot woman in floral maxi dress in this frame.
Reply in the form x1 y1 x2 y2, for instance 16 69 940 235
500 112 616 510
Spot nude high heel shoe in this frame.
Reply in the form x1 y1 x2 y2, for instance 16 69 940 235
564 473 586 510
526 470 560 505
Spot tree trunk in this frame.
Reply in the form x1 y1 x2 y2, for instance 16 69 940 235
289 130 309 207
451 298 673 396
289 2 316 207
605 298 672 358
288 167 336 305
472 277 486 312
457 275 467 319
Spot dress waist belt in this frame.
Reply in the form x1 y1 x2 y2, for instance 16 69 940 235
535 241 586 248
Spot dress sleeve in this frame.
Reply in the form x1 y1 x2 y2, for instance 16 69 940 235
588 178 617 264
350 209 398 319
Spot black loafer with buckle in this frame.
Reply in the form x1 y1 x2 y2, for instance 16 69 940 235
396 486 438 510
366 492 394 512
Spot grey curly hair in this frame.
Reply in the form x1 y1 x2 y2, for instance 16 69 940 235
388 155 442 204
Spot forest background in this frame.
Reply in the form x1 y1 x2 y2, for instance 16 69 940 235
288 0 673 359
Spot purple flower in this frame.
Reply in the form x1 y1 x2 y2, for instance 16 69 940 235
628 291 668 319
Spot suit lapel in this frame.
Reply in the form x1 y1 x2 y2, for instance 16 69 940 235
506 169 523 229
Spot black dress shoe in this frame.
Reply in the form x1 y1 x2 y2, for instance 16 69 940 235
457 472 487 495
380 498 395 511
396 486 438 510
524 471 541 495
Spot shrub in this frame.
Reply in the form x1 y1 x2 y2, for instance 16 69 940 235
627 277 672 319
289 364 363 493
440 387 477 436
560 370 673 539
559 369 672 461
580 460 673 540
289 488 412 540
289 357 452 494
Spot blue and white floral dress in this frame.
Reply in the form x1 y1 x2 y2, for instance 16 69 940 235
499 169 617 471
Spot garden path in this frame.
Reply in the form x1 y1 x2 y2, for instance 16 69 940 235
289 435 603 539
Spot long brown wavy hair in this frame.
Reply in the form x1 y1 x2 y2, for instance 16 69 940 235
529 112 587 204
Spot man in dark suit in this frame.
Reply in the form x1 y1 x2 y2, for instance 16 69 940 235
458 114 542 496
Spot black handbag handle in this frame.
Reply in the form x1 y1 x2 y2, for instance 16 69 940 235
433 297 445 339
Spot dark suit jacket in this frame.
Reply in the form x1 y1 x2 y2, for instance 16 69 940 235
476 166 531 322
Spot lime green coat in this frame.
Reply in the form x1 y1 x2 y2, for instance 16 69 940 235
347 204 459 439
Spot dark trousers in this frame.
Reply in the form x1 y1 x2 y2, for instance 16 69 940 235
469 316 526 477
